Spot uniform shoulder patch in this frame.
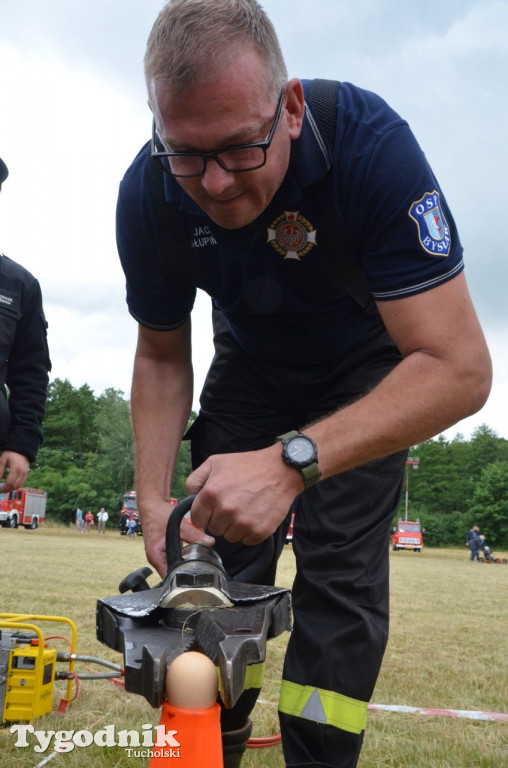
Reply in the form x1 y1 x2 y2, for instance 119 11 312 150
409 190 451 257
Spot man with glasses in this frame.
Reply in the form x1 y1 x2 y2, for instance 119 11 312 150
116 1 491 766
0 157 51 493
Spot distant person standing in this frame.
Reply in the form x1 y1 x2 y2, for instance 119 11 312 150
119 508 129 534
75 506 83 530
0 157 51 492
466 533 485 562
83 509 94 533
97 507 108 534
465 525 480 559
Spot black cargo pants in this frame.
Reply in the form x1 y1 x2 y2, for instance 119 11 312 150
186 313 407 768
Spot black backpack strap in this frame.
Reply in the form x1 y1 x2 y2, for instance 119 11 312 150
307 80 378 317
308 79 340 152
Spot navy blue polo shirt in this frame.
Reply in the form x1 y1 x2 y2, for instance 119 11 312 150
116 80 464 367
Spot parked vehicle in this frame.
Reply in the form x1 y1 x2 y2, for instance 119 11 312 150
391 518 423 552
0 488 47 529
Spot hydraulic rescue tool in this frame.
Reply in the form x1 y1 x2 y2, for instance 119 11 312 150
96 495 292 710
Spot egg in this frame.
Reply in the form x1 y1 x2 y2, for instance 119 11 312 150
165 651 219 710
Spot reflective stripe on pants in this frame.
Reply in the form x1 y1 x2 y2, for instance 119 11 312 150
279 679 367 735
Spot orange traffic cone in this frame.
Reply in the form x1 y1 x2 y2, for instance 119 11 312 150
148 700 223 767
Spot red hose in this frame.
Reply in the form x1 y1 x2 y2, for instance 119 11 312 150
246 734 282 749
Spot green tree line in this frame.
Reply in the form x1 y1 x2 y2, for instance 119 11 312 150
27 380 508 546
399 425 508 548
28 378 194 527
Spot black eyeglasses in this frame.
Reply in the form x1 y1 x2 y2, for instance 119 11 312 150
151 90 285 178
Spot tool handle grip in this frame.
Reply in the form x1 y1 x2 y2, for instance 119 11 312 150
165 494 276 582
165 495 196 570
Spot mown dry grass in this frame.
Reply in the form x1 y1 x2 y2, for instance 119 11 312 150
0 525 506 767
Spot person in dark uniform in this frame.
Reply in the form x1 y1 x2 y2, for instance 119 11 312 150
0 157 51 492
115 2 492 766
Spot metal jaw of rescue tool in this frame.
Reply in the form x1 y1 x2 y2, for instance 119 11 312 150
96 495 292 709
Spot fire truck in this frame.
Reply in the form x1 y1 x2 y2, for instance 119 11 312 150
119 490 178 535
0 488 47 529
391 518 424 552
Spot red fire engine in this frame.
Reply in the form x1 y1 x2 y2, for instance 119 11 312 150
0 487 47 529
391 518 424 552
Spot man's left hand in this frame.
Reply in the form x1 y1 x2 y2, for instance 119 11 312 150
0 451 30 492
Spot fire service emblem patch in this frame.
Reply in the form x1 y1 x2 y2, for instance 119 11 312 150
409 190 451 257
267 211 317 260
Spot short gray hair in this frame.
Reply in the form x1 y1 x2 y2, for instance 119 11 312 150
144 0 287 100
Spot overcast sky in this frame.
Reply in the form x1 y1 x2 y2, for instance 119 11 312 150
1 0 507 441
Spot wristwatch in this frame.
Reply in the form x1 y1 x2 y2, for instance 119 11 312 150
277 430 321 488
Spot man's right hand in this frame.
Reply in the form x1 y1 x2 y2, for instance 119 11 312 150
140 498 215 578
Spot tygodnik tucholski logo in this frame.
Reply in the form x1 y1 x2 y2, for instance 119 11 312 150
10 723 181 758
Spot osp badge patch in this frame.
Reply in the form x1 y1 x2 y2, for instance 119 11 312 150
267 211 317 260
409 190 451 257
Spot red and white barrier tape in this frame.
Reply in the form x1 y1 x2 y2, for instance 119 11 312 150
368 703 508 722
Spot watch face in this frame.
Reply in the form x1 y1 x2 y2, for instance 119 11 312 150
287 435 315 464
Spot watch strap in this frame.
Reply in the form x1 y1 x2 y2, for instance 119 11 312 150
278 429 299 441
300 460 322 488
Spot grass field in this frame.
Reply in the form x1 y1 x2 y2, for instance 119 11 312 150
0 524 506 767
